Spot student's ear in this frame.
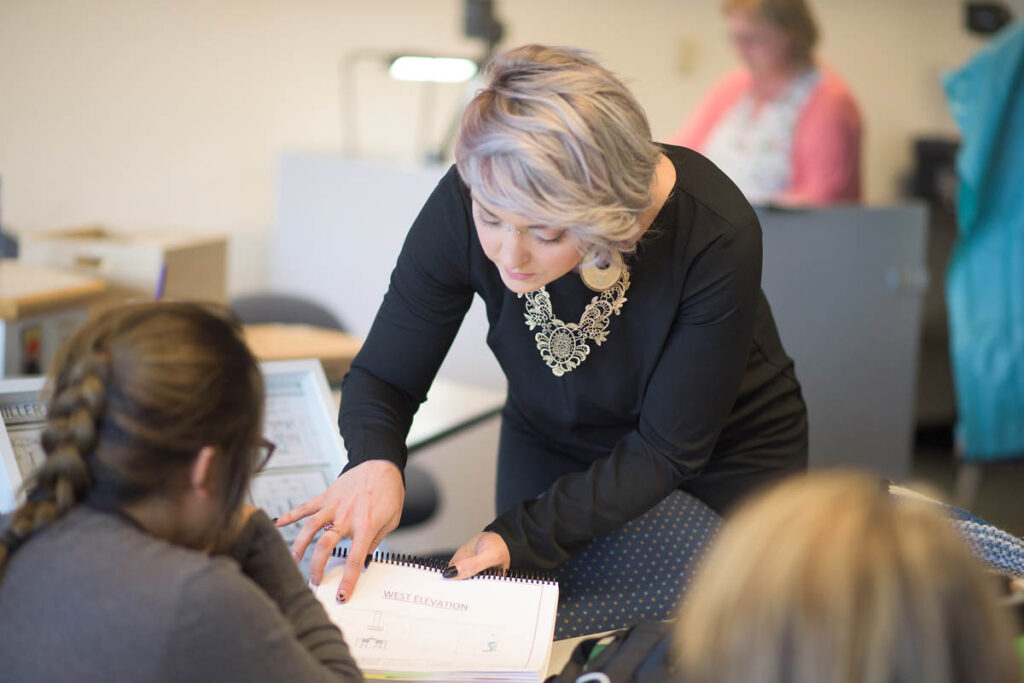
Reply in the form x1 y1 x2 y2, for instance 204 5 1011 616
189 446 218 500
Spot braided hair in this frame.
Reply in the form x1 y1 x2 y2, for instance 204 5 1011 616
0 302 263 578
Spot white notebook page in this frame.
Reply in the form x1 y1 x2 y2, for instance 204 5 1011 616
313 559 558 676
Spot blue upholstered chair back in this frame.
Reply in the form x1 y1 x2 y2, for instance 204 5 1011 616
554 490 721 639
555 484 1024 641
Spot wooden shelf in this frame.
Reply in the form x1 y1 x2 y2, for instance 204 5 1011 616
243 324 363 385
0 260 108 320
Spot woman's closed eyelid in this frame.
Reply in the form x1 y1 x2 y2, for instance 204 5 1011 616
474 207 501 224
532 228 567 244
472 204 565 243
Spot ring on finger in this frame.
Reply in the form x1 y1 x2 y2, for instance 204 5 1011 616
322 522 339 534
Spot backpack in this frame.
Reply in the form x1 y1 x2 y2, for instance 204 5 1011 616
546 621 675 683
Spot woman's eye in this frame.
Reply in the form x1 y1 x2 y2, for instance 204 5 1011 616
534 229 566 244
477 210 501 226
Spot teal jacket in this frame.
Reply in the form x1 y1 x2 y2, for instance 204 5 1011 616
944 20 1024 459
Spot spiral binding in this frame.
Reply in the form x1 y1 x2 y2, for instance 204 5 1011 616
330 547 557 584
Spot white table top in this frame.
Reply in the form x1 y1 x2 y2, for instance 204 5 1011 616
332 377 505 451
407 379 505 450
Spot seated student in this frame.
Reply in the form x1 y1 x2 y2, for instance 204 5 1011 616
0 303 363 682
674 471 1022 683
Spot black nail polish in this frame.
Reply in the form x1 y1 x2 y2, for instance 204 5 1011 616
337 592 346 604
364 554 373 570
271 517 279 524
442 565 458 579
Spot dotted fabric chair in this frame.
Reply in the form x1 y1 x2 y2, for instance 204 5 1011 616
554 490 722 640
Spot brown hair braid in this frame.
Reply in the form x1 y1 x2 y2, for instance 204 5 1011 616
0 302 264 578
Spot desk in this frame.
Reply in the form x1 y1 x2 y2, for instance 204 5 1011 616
407 381 504 451
330 378 504 453
245 324 361 385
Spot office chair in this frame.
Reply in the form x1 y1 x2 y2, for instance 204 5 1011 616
0 228 17 258
230 292 440 529
231 293 347 331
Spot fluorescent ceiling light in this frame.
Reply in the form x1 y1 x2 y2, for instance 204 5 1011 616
388 56 478 83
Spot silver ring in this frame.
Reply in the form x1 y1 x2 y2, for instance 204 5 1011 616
322 522 338 534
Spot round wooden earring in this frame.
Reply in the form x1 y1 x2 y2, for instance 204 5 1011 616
579 247 624 291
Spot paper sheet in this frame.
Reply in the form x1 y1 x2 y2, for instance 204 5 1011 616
313 559 557 679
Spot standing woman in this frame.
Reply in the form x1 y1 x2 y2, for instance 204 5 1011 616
0 303 362 682
280 45 807 600
669 0 862 206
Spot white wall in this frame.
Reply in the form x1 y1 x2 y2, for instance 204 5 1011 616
0 0 1001 293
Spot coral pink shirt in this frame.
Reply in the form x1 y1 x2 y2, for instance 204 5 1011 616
670 66 863 206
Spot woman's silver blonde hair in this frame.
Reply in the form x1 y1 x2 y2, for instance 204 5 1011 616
455 45 662 263
674 471 1022 683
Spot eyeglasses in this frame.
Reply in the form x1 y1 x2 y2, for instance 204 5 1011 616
253 437 276 475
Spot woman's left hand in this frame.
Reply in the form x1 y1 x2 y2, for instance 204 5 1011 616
444 531 511 579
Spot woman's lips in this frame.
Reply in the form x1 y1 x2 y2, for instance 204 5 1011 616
504 268 533 281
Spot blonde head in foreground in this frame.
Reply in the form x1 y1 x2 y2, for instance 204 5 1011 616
674 471 1021 683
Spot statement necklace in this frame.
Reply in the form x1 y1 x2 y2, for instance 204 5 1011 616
519 271 630 377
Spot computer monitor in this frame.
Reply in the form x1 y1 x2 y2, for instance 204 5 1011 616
0 376 47 512
252 359 348 546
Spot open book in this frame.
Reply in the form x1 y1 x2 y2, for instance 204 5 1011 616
312 550 559 682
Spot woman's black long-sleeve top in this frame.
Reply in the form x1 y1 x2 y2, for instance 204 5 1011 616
339 144 806 569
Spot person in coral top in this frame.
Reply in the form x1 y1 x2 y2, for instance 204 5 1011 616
669 0 862 206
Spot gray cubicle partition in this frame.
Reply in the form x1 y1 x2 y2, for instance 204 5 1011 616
270 156 506 391
758 205 929 480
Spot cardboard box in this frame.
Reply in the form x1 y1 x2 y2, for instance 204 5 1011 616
243 324 363 385
16 226 227 310
0 260 107 378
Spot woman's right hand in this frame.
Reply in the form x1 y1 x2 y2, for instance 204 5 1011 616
275 459 405 601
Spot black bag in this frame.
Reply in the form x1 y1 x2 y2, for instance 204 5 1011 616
545 621 675 683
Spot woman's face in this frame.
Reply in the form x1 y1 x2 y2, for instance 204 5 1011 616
727 10 794 79
471 197 583 294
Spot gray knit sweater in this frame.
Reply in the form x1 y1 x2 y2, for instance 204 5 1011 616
0 506 363 682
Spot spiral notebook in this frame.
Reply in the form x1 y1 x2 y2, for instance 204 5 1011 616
312 549 559 682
